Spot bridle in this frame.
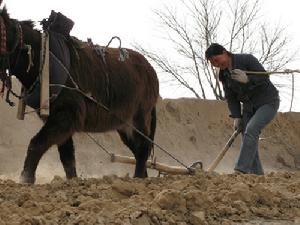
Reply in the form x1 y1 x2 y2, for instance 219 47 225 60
0 15 25 106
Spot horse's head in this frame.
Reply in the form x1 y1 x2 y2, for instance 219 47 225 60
0 7 40 104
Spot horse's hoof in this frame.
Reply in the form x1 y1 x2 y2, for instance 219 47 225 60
133 173 147 178
20 171 35 184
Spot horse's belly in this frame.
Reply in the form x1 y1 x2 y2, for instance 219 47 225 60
82 107 132 133
83 122 123 133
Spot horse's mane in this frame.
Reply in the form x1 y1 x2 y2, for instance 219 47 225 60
20 20 35 29
1 6 36 30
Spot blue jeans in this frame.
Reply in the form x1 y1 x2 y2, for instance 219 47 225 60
235 100 279 175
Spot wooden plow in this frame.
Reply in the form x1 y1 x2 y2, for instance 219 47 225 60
110 129 241 175
110 154 203 175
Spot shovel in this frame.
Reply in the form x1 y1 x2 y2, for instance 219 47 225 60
207 129 241 172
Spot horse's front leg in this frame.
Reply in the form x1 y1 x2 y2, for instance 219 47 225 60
20 111 76 184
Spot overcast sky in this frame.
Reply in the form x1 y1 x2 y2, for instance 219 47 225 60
3 0 300 111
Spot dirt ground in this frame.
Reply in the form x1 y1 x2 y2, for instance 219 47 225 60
0 97 299 224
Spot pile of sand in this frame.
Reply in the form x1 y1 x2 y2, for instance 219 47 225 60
0 98 299 224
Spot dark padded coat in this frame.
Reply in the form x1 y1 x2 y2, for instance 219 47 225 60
219 53 279 119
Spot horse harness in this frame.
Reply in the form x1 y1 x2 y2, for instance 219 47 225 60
86 36 129 103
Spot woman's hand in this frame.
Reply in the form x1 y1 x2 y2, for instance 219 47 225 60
233 118 242 131
231 69 249 83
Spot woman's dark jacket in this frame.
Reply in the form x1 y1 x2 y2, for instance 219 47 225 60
219 53 279 118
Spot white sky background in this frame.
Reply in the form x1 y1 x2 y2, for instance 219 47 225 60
3 0 300 112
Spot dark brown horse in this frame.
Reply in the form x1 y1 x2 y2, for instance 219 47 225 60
0 8 159 183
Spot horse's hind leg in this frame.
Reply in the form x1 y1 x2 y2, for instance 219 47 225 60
57 137 77 179
118 129 150 178
20 113 75 184
118 107 156 178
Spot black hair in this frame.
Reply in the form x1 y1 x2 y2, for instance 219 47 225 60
205 43 227 59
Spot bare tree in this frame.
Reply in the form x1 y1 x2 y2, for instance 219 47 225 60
135 0 297 100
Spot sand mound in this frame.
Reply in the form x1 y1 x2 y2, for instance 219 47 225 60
0 97 299 224
1 98 299 180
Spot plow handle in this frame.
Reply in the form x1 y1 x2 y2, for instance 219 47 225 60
207 129 240 172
